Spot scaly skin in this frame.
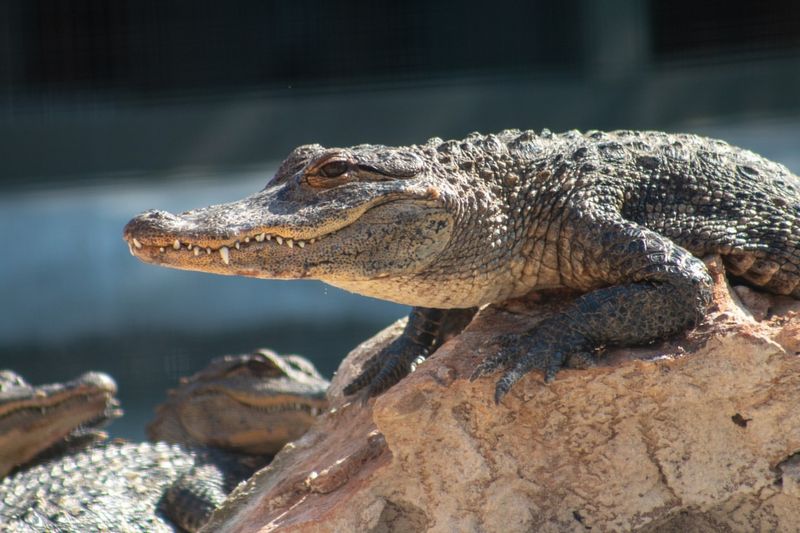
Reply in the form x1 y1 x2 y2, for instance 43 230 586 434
0 351 329 532
124 129 800 403
0 370 120 478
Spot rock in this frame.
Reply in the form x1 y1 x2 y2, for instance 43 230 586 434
204 257 800 532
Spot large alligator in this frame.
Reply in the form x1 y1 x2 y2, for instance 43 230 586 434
124 129 800 403
0 370 120 478
0 350 329 532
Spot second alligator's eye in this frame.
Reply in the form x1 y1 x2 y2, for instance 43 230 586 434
245 356 283 378
319 160 349 178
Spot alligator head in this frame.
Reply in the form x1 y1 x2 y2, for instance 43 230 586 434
0 370 120 477
146 350 329 455
123 142 491 307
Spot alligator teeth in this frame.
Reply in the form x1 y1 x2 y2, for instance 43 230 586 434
128 243 135 256
136 232 322 256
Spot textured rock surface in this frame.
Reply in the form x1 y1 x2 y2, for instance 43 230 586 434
205 258 800 532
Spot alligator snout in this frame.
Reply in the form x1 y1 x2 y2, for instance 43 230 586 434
124 209 173 239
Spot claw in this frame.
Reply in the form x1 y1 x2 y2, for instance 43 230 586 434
494 370 520 404
357 389 373 407
409 354 427 372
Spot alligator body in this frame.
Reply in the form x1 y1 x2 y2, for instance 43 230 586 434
0 370 119 478
0 350 329 532
124 129 800 402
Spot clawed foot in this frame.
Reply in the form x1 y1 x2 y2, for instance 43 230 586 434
343 336 428 401
470 326 594 404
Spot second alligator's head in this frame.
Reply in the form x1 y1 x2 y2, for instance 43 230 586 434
147 350 329 455
0 370 120 477
124 137 524 308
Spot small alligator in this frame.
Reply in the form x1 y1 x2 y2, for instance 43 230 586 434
0 369 120 478
0 350 329 532
124 129 800 403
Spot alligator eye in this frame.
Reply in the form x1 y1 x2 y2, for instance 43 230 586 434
319 160 349 178
245 357 283 377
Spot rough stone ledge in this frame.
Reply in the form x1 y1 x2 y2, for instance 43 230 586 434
204 257 800 532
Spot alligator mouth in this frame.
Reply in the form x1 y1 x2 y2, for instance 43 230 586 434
0 392 119 422
213 388 327 416
0 374 117 419
125 227 329 266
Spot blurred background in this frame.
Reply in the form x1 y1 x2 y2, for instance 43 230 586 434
1 0 799 439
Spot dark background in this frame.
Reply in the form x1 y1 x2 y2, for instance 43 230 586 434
1 0 799 438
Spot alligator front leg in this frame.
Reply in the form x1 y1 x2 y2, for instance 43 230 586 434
344 307 478 398
472 217 714 403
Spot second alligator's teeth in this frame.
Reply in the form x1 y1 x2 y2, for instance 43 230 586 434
276 236 283 245
206 248 211 255
132 238 142 249
159 247 165 253
128 244 135 256
194 248 200 256
297 241 305 248
173 240 181 250
219 246 230 265
235 241 240 250
255 233 265 242
287 239 293 248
